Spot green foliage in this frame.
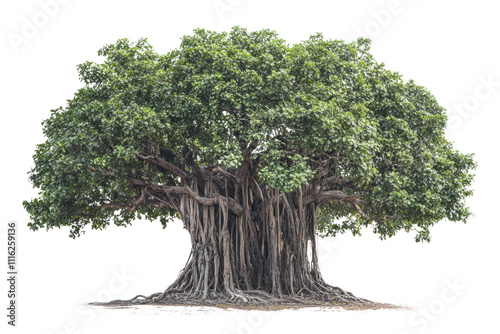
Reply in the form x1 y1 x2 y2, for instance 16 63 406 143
24 27 476 241
259 151 315 193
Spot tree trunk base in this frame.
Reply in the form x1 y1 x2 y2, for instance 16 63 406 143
93 284 399 310
91 183 403 310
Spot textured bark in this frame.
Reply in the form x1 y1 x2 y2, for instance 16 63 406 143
116 166 370 306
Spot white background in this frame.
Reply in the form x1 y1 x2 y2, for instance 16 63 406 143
1 0 499 333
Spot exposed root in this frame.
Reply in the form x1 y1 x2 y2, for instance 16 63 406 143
90 171 400 311
97 281 382 310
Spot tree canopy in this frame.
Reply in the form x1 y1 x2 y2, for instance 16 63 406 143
24 26 476 242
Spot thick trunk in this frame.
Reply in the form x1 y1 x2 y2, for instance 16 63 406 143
138 175 364 305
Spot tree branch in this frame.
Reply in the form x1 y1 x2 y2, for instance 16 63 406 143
99 202 130 210
148 184 244 216
212 166 239 183
184 151 204 177
322 176 355 188
137 153 188 179
352 203 373 221
304 190 364 205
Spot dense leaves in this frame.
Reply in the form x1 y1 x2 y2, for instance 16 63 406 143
24 27 475 241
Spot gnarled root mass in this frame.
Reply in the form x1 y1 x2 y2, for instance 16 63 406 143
100 172 377 309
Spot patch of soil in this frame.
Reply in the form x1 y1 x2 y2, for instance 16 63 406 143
89 299 408 311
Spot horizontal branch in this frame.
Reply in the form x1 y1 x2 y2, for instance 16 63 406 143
304 190 364 205
137 154 187 179
212 166 239 183
100 171 243 215
148 184 244 216
99 201 130 210
322 176 354 188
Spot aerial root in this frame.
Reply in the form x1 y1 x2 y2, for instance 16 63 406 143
105 283 374 308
